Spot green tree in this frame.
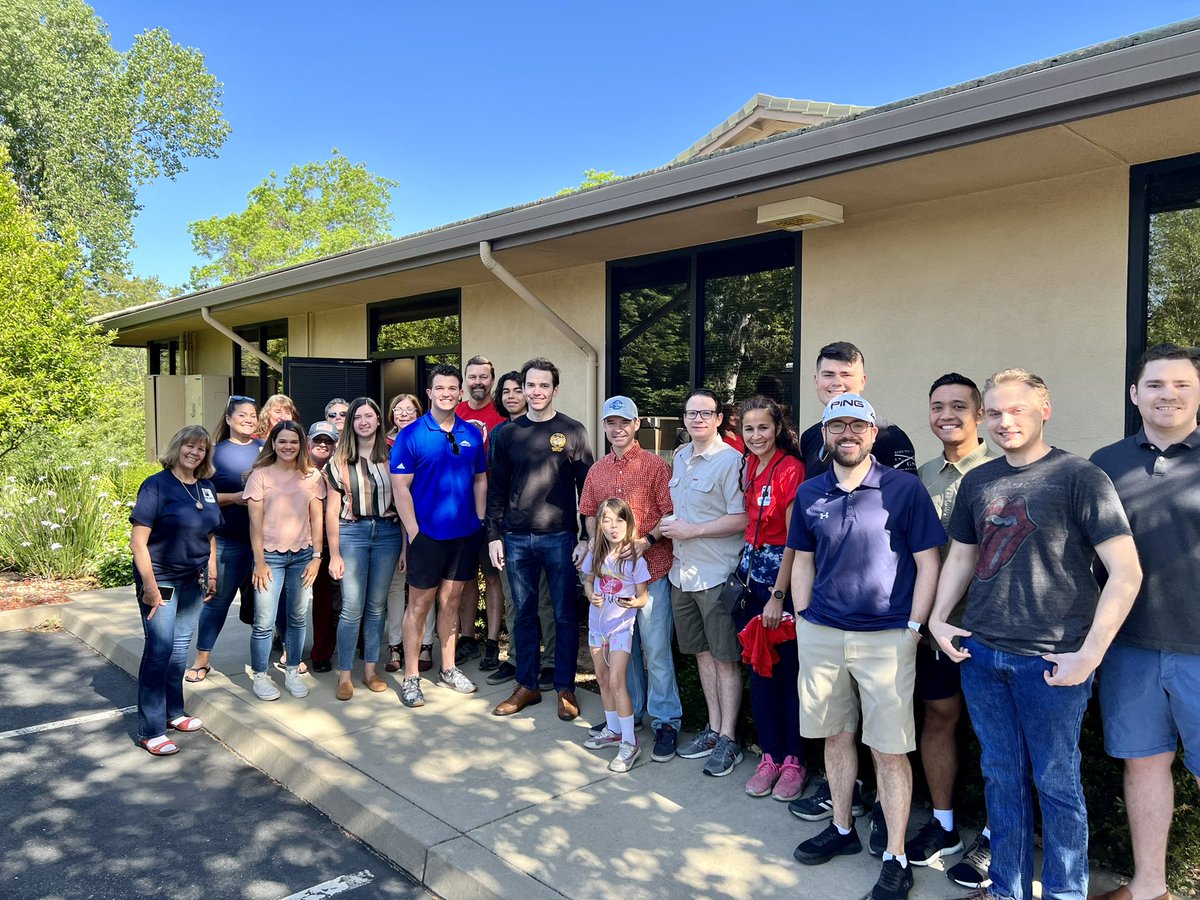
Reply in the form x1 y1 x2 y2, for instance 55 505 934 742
556 168 620 196
0 0 230 275
188 151 398 288
0 153 110 461
1148 207 1200 347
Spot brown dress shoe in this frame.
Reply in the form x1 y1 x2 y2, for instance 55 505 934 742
362 674 388 693
1089 888 1171 900
557 689 579 721
492 685 541 716
336 681 353 701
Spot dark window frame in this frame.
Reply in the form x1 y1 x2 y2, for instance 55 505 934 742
232 319 287 403
606 232 803 415
367 290 462 359
1127 151 1200 435
147 339 179 376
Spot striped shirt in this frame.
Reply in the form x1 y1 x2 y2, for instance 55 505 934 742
324 458 397 520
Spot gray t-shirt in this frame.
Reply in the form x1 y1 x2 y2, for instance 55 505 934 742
948 448 1131 656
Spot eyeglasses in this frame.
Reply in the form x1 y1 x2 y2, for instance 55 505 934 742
445 430 460 455
683 410 717 421
824 420 872 434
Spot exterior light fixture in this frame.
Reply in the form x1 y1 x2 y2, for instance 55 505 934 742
757 196 844 231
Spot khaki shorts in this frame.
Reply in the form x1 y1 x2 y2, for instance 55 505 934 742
671 584 740 663
795 618 917 755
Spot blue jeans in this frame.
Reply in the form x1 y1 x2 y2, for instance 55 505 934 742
505 531 579 692
960 637 1093 900
136 575 204 740
251 548 313 674
336 517 404 671
195 537 254 653
626 576 682 729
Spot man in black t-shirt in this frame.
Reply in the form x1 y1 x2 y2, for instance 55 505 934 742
929 368 1141 900
487 357 593 721
798 341 916 480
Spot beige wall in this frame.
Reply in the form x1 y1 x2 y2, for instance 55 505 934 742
800 167 1130 463
462 263 607 434
306 307 369 358
190 329 234 378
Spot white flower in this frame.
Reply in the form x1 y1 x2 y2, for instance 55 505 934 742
20 541 30 548
118 462 129 468
37 475 47 482
45 490 56 498
41 520 52 527
126 501 135 507
24 497 36 505
49 523 61 531
6 475 14 483
55 507 66 515
106 457 118 464
50 542 62 551
89 475 100 482
60 464 73 471
98 492 109 500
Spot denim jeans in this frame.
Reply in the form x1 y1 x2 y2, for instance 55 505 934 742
136 575 204 740
251 548 313 674
733 578 802 760
336 517 404 671
625 576 682 729
960 637 1093 900
505 531 579 692
195 537 254 653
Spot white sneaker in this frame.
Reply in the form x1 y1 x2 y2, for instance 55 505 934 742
253 672 280 701
609 740 640 773
284 667 309 698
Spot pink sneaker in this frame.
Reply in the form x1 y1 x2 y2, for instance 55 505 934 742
744 752 781 797
772 755 808 801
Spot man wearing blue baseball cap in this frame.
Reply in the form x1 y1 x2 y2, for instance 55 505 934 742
788 394 946 900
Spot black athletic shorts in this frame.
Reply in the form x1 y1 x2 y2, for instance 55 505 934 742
407 530 484 589
914 639 962 702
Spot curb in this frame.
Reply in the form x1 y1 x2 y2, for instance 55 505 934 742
56 595 562 900
0 601 72 632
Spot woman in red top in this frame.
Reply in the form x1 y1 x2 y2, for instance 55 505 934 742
734 395 807 802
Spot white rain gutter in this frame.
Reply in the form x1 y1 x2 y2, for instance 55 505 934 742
478 241 599 454
200 306 284 373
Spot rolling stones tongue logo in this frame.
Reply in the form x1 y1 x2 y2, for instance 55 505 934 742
976 495 1037 580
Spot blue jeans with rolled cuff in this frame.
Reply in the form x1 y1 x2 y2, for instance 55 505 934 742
625 575 683 730
335 517 404 672
504 530 580 693
194 536 253 653
136 574 204 740
960 636 1093 900
251 548 313 674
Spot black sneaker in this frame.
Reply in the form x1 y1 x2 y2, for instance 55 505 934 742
538 666 555 690
793 821 862 866
788 779 868 821
479 639 500 671
485 661 516 685
651 724 678 762
906 817 964 866
870 858 914 900
869 801 888 857
946 832 992 889
455 637 481 665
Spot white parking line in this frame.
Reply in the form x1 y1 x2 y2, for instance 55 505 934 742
0 706 137 740
280 870 375 899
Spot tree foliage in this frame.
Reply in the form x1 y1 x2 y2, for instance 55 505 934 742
0 0 230 274
1148 207 1200 347
188 151 398 288
556 168 620 196
0 155 110 461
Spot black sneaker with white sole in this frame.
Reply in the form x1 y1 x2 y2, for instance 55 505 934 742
905 817 964 866
788 778 868 821
945 832 992 889
869 801 888 857
870 858 914 900
485 661 516 685
793 821 862 865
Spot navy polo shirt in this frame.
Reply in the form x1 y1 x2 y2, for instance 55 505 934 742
129 469 223 586
390 412 486 540
787 458 946 631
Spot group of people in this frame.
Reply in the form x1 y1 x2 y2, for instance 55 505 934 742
128 340 1198 900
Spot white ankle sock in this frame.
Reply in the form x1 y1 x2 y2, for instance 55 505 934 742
882 851 908 868
618 714 635 744
835 822 853 836
933 808 955 831
605 710 619 732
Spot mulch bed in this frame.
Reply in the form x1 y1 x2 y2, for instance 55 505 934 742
0 572 94 612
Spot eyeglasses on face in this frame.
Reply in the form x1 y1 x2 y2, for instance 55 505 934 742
445 430 460 455
683 409 717 421
824 420 872 434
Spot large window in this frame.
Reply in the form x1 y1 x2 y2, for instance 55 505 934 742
1129 153 1200 432
233 320 287 402
369 291 461 402
147 339 179 375
609 235 800 454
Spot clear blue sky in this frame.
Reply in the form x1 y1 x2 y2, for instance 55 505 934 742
96 1 1196 289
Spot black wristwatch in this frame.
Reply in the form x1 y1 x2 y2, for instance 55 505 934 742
771 589 785 601
645 533 658 546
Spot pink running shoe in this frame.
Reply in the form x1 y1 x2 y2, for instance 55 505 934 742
772 755 808 801
744 752 781 797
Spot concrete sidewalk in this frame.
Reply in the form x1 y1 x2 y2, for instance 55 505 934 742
26 589 1123 900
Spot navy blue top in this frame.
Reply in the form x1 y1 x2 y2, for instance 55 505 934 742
210 439 262 541
390 412 486 540
129 469 223 585
787 458 946 630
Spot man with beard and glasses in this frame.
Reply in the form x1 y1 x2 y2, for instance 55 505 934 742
456 355 509 668
788 394 945 900
929 369 1142 900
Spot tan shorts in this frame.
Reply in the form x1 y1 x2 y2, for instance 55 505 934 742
795 618 917 755
671 584 741 663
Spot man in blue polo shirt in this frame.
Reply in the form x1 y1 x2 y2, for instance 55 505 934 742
391 364 488 708
788 394 945 900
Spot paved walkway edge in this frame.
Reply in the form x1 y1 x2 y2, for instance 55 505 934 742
57 593 563 900
0 602 72 632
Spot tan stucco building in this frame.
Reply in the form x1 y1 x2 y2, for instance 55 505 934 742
101 21 1200 464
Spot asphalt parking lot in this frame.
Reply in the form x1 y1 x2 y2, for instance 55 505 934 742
0 623 430 900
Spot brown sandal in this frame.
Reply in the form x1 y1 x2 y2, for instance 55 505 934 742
384 644 403 673
418 644 433 672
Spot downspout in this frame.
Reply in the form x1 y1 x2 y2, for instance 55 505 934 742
479 241 599 455
200 307 284 373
